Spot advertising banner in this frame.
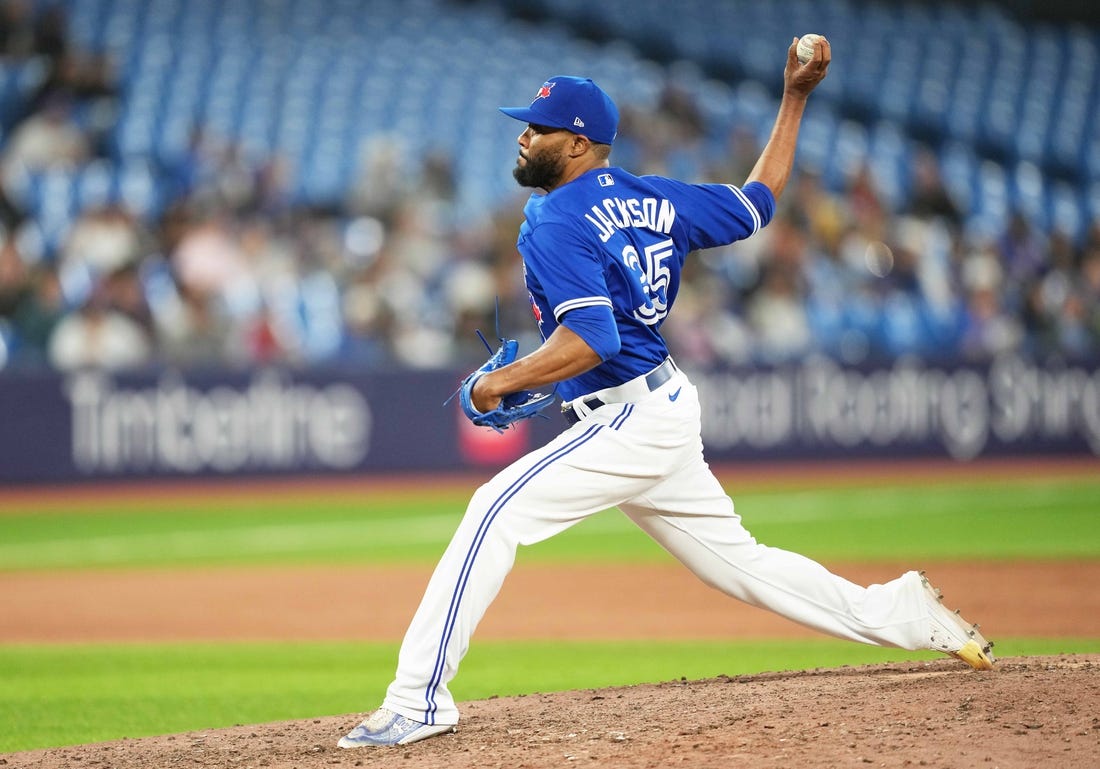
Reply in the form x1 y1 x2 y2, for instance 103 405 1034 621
692 355 1100 461
0 354 1096 484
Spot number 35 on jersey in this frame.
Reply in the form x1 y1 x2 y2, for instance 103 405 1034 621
622 238 674 325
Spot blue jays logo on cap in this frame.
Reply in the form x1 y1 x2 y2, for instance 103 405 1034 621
499 75 620 145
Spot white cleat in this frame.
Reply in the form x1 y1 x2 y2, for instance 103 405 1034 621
337 708 456 748
920 572 995 670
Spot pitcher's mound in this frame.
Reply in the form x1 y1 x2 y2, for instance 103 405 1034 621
7 655 1097 769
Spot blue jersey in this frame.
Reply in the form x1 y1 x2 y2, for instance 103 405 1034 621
518 167 775 401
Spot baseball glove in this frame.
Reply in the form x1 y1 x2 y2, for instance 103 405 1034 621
454 333 556 433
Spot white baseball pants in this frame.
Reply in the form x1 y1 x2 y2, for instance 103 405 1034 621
383 370 929 726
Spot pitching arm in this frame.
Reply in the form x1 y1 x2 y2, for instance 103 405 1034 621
746 36 831 201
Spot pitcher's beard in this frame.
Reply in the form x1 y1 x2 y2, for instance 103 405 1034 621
513 152 565 190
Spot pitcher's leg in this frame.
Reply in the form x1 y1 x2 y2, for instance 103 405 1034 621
620 463 928 650
382 480 522 726
384 421 662 725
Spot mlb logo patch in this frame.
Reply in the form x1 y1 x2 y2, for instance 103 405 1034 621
598 173 614 187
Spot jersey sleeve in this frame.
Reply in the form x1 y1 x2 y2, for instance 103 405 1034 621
521 222 613 321
560 303 621 361
649 177 775 250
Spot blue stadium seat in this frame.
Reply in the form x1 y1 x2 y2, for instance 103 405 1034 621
12 0 1100 253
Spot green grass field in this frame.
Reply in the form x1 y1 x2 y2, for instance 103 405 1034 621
1 469 1098 753
3 474 1098 569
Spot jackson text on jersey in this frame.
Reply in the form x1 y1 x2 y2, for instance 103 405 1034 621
583 196 676 243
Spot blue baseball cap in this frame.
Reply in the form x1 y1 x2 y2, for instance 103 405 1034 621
499 76 619 145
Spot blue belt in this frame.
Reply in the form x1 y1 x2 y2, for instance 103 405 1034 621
562 357 677 425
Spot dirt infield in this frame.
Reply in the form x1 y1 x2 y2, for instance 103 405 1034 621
2 561 1099 642
5 656 1098 769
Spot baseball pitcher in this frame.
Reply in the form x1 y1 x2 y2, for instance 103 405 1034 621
338 35 994 749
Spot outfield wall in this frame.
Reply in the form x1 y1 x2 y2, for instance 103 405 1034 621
1 354 1097 483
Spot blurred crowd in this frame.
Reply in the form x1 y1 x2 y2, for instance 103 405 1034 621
1 2 1098 375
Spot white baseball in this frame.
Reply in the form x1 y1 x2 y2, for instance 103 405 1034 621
797 33 825 64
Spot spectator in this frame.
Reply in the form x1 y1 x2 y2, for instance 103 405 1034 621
958 250 1022 360
170 213 258 315
47 285 151 371
101 263 153 339
997 210 1046 304
0 0 36 60
907 147 963 227
745 218 813 363
0 232 29 320
153 281 233 368
11 262 65 366
1080 248 1100 352
0 93 89 176
58 204 146 303
29 3 67 65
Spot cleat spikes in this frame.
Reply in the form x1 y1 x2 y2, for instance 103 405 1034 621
920 573 995 670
